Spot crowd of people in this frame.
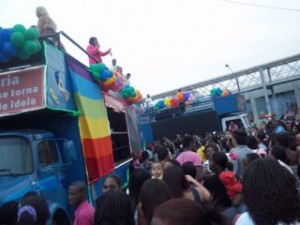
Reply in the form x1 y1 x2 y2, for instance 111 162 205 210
1 5 300 225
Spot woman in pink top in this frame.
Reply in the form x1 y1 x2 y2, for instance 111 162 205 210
176 135 201 166
86 37 111 64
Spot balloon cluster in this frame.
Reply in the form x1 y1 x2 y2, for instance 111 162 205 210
210 87 231 98
89 63 143 104
90 63 125 92
0 24 41 62
153 91 197 110
119 86 143 104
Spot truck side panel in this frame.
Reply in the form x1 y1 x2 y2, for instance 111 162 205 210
151 110 220 140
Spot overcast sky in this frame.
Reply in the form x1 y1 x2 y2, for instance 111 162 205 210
1 0 300 96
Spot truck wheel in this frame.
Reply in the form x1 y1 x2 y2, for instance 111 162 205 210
52 209 71 225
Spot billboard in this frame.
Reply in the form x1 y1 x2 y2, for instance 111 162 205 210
0 66 45 116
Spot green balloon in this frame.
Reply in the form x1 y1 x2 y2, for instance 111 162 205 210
32 27 40 38
34 40 42 53
10 32 25 47
17 49 30 60
89 64 98 72
13 24 26 34
25 28 36 40
24 41 37 54
91 71 100 80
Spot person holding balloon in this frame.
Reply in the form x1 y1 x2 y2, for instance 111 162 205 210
87 37 112 65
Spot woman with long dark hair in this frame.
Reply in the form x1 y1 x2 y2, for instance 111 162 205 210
235 159 300 225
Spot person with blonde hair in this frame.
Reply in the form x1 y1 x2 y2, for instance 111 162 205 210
36 6 57 36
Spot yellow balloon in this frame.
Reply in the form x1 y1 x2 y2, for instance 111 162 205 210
103 75 117 86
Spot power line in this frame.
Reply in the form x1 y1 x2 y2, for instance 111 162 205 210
222 0 300 12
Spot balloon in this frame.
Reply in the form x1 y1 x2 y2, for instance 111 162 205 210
155 100 165 110
34 40 42 53
3 42 17 56
0 52 9 62
25 28 36 40
100 69 113 81
183 92 191 101
10 32 25 47
1 28 12 42
103 75 117 86
91 71 100 80
90 63 106 73
13 24 26 34
164 97 171 108
32 27 40 38
176 92 184 102
120 86 136 98
17 49 30 60
170 98 178 108
24 41 37 54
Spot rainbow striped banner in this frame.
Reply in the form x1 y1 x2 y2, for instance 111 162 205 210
66 57 114 182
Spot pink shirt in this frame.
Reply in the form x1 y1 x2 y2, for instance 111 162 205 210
176 151 202 166
86 44 110 64
74 200 95 225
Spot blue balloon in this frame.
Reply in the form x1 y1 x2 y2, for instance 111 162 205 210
1 28 12 42
3 42 17 56
101 69 112 80
184 92 191 101
0 52 9 63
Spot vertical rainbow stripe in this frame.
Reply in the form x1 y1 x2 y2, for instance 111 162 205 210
66 57 114 182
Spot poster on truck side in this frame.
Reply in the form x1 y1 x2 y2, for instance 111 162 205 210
0 66 44 116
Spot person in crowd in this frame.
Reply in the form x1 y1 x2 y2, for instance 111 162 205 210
162 137 175 155
0 201 18 225
174 134 183 153
246 135 267 158
138 179 172 225
151 161 163 179
18 195 50 225
182 161 197 179
94 189 134 225
110 58 122 73
128 168 151 210
145 94 154 109
102 174 122 194
202 143 219 173
203 152 239 223
163 159 181 170
235 159 300 225
139 151 152 173
36 6 56 36
295 133 300 150
275 132 299 175
229 130 252 179
163 165 211 203
228 121 239 133
86 37 111 64
242 153 260 171
196 138 206 162
156 147 171 163
268 145 293 174
68 181 94 225
176 135 201 166
255 130 268 151
151 198 228 225
125 73 131 85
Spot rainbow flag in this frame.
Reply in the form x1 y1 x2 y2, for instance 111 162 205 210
66 57 114 183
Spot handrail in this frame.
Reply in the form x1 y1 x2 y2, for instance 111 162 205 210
59 31 99 64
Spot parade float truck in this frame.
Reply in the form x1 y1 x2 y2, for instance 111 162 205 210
0 35 141 224
143 93 250 142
